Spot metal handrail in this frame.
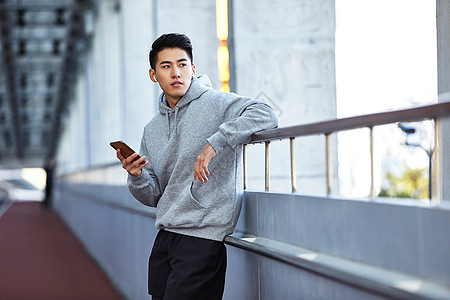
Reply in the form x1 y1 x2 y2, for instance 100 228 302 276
223 231 450 300
251 102 450 142
243 102 450 200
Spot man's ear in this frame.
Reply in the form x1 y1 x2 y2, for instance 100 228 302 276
191 64 196 77
149 69 158 82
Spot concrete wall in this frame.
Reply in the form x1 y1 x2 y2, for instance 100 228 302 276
437 0 450 201
53 183 156 300
236 192 450 287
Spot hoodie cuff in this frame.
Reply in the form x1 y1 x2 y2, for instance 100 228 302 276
207 130 227 153
127 169 150 188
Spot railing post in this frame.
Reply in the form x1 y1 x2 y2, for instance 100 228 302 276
243 144 248 190
265 141 270 191
243 103 450 199
369 126 375 198
432 118 441 203
290 137 297 193
325 133 332 195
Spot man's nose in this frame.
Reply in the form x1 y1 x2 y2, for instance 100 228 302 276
171 67 181 78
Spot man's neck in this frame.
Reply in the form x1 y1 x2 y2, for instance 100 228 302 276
166 95 181 109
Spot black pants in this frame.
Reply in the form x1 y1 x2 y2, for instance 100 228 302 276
149 230 227 300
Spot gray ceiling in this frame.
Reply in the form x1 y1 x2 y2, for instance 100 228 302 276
0 0 95 168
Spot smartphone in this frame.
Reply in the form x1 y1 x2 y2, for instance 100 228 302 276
110 141 141 163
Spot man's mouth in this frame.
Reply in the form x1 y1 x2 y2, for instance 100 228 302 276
171 81 182 87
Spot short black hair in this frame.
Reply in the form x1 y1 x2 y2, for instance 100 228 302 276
149 33 194 69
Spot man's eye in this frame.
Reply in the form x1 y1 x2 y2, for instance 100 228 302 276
162 65 170 69
180 63 187 67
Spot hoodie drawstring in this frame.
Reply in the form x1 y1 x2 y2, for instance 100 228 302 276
165 110 170 137
174 106 179 136
158 76 212 138
165 106 180 138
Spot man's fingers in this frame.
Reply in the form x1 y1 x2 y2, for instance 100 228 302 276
123 154 148 176
194 169 204 183
194 143 217 183
201 166 209 181
119 152 137 165
116 149 148 177
137 159 149 169
116 149 126 161
126 153 140 163
127 160 148 177
200 169 208 183
200 165 209 182
194 160 210 183
133 156 147 168
123 153 141 167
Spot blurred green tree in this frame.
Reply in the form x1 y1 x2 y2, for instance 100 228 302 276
378 166 428 199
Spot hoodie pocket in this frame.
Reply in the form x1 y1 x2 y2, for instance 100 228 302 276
188 181 206 210
157 182 207 228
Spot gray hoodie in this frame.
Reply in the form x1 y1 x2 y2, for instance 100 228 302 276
128 75 278 241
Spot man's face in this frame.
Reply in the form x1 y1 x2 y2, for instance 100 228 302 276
149 47 195 108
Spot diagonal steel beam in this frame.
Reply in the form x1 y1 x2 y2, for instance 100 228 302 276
0 10 23 159
47 3 94 160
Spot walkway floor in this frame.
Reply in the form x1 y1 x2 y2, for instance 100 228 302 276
0 201 123 300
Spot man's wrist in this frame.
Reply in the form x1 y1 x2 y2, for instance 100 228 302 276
128 169 142 177
207 133 224 153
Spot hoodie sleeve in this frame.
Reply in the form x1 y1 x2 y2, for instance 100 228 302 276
207 97 279 152
127 135 161 207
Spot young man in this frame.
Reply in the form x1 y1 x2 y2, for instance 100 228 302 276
117 33 278 300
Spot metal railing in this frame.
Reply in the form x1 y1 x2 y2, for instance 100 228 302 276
243 102 450 201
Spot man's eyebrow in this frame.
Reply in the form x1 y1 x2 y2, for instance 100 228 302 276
159 58 188 65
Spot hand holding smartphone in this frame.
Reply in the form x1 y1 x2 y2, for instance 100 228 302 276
110 141 141 163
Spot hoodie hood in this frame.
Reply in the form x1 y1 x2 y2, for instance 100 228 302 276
158 74 212 137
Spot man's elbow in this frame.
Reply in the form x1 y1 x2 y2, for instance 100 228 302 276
267 109 279 129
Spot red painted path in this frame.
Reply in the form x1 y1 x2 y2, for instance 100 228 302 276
0 202 123 300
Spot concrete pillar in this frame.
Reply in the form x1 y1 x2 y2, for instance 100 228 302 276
57 0 155 174
89 0 122 166
155 1 220 90
437 0 450 201
119 0 156 147
232 0 337 194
